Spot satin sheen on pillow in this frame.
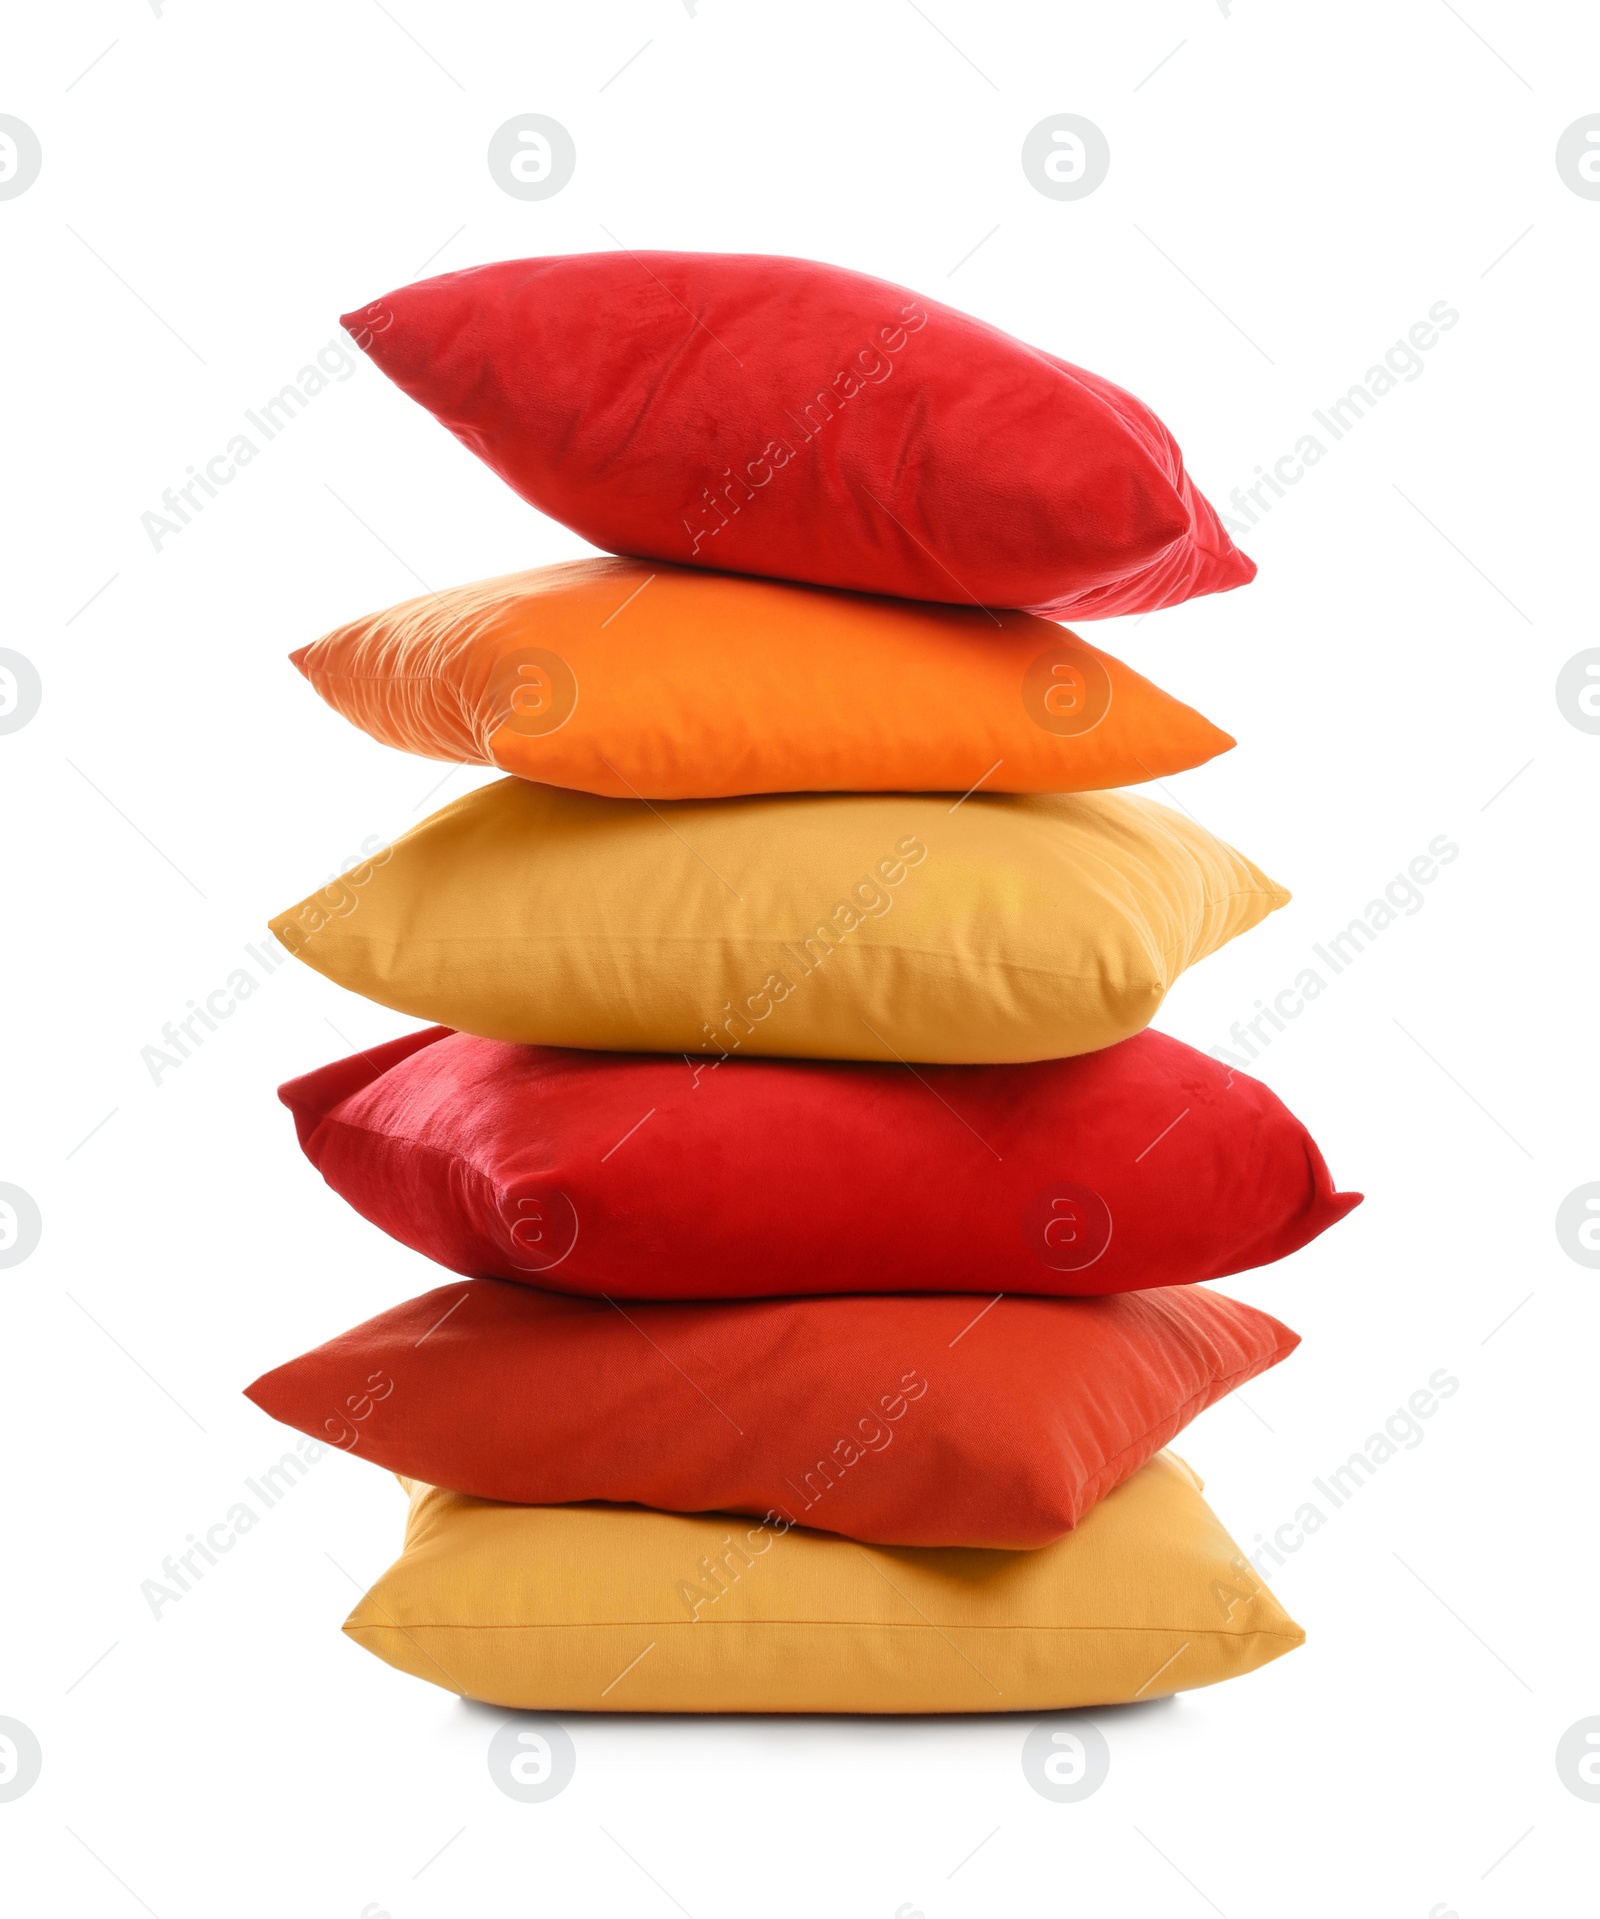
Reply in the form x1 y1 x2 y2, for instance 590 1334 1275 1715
278 1027 1359 1300
268 781 1287 1064
343 1454 1303 1712
246 1280 1298 1548
341 251 1254 620
291 558 1235 800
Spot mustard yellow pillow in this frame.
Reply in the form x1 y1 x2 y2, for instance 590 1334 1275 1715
271 781 1286 1063
343 1452 1303 1713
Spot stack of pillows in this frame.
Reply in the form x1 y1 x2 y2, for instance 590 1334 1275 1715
248 252 1359 1715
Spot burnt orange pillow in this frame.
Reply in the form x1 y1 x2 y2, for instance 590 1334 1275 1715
244 1278 1298 1549
291 558 1232 800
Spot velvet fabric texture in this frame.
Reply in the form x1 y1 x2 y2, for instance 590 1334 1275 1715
341 251 1253 620
277 1026 1359 1300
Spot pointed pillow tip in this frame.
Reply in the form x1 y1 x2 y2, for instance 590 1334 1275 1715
241 1374 274 1414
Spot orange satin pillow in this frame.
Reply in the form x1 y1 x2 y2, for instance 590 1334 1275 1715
291 558 1232 800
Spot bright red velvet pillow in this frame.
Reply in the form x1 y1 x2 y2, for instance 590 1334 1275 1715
342 251 1253 621
280 1027 1358 1300
245 1279 1298 1549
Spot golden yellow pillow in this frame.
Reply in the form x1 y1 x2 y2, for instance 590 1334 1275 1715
343 1452 1303 1713
270 781 1286 1063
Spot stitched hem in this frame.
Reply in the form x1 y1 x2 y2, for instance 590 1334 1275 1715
348 1621 1303 1639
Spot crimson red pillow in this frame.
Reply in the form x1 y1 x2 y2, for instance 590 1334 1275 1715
342 251 1253 620
245 1279 1297 1549
280 1027 1359 1300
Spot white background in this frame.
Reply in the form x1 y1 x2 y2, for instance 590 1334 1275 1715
4 2 1597 1914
